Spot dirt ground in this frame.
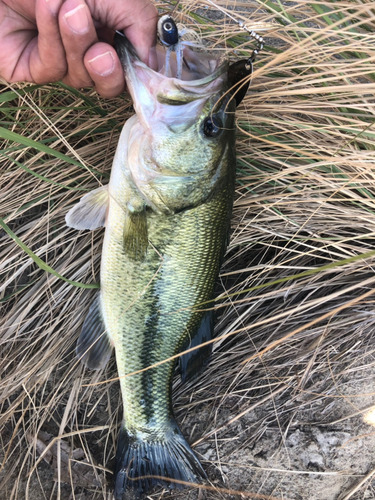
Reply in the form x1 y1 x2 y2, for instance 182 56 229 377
203 374 375 500
173 360 375 500
3 355 374 500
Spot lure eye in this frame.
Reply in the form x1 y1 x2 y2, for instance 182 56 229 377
164 21 174 32
158 15 179 46
203 116 223 138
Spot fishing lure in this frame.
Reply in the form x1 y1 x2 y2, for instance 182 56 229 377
157 15 204 79
157 10 265 101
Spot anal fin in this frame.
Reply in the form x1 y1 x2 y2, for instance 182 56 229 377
76 293 112 370
66 185 109 230
180 310 214 383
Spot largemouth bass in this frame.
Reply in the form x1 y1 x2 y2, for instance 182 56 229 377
66 28 251 499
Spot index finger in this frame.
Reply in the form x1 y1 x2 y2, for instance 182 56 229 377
121 0 158 66
86 0 158 66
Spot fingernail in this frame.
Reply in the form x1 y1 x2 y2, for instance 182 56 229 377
45 0 61 16
88 52 115 76
64 4 89 34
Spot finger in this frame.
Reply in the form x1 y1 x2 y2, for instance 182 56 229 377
84 42 125 98
58 0 98 88
121 1 159 67
86 0 158 66
28 0 67 84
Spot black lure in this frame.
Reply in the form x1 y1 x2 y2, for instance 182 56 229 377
158 15 179 47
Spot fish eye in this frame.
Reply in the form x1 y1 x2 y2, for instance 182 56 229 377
202 116 223 138
158 16 179 46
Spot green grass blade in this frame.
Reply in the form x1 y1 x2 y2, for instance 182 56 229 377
1 152 89 191
0 126 107 177
0 217 100 289
0 85 44 103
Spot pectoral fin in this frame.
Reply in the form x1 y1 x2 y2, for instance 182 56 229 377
123 207 148 261
66 185 109 230
76 294 112 370
180 310 214 383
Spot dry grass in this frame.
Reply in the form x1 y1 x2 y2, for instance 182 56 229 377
1 0 375 499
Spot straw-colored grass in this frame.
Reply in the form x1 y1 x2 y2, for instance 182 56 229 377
1 1 375 499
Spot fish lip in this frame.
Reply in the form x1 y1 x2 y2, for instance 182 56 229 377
114 32 138 66
114 32 229 88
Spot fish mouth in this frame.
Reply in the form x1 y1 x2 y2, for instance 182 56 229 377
115 32 229 108
115 31 252 127
115 31 228 85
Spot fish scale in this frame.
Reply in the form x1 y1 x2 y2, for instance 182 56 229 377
101 178 234 433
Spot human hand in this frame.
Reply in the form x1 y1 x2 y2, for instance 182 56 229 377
0 0 158 97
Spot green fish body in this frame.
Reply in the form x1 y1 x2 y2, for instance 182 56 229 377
66 33 247 498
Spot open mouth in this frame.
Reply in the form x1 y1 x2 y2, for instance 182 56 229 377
114 29 252 110
154 42 223 81
114 30 227 82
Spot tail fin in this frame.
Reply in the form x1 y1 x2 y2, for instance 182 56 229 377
113 420 206 498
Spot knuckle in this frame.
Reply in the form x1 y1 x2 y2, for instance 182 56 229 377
95 84 124 98
63 73 94 89
32 62 68 84
91 73 125 98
